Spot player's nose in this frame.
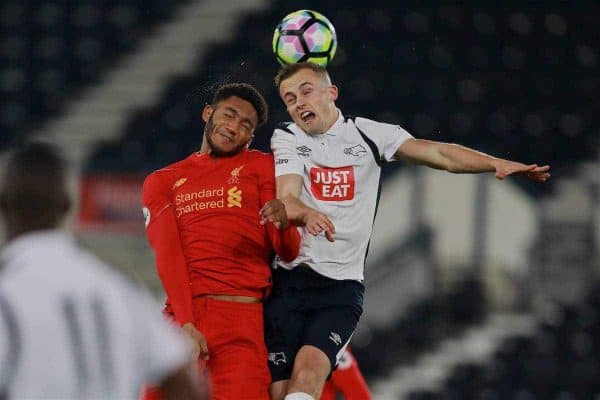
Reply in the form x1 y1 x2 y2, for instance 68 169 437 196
224 120 239 135
296 97 306 109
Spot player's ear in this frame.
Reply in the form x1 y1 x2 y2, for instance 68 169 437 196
202 104 214 123
244 134 255 149
328 85 338 102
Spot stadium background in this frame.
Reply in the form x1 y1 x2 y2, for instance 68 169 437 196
2 0 598 398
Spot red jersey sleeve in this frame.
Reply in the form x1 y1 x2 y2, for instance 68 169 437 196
142 172 194 326
259 155 301 262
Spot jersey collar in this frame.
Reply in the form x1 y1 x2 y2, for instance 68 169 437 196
192 148 248 162
317 108 344 137
1 230 74 274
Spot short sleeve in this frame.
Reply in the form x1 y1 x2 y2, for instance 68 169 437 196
354 117 414 162
271 128 304 177
133 290 190 384
142 172 171 230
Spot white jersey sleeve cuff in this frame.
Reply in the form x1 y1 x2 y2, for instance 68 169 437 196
272 128 304 177
355 117 414 162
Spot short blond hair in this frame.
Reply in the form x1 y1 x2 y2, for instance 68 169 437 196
274 62 331 89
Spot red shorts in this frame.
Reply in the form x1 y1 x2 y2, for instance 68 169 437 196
141 297 270 400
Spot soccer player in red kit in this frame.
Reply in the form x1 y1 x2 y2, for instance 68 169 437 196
320 348 371 400
141 83 301 400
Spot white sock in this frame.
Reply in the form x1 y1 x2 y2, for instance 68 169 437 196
284 393 314 400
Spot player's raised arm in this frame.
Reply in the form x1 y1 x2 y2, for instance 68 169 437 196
395 138 551 182
271 127 336 242
258 155 301 262
276 174 335 242
275 173 306 222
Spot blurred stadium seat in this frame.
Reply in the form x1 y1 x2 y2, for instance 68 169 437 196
0 0 189 148
405 286 600 399
80 1 598 198
9 1 598 398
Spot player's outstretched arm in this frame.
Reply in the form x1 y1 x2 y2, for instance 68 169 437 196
258 156 301 260
396 139 550 182
277 174 335 242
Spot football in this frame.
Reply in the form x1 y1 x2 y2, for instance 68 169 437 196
272 10 337 66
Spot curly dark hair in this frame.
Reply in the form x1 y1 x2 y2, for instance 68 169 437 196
211 83 268 128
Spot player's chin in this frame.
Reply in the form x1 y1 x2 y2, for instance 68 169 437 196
212 144 241 157
292 117 305 128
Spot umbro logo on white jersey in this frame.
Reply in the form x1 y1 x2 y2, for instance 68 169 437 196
296 146 312 156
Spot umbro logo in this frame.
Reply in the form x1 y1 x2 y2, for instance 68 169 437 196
296 145 312 156
329 332 342 346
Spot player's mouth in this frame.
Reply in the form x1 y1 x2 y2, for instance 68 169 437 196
300 110 316 124
215 132 233 142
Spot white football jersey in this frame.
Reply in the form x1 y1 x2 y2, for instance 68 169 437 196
0 230 190 400
272 111 413 280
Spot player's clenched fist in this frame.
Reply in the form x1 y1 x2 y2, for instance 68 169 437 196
303 209 335 242
260 199 291 230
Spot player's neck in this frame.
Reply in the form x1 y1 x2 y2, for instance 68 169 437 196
5 223 61 243
320 108 340 134
201 148 246 159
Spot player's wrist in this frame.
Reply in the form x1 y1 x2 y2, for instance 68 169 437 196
181 321 196 330
278 219 291 230
303 207 319 220
489 157 503 173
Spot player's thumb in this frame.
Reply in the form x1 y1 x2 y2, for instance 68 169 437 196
187 340 201 361
325 230 335 242
198 338 210 360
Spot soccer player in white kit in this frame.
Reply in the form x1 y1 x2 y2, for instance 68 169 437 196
0 143 206 400
265 62 551 400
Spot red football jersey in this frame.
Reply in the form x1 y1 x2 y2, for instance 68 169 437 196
142 150 300 325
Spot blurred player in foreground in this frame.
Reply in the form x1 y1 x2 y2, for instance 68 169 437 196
267 62 551 400
142 83 300 399
0 142 205 399
320 348 370 400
